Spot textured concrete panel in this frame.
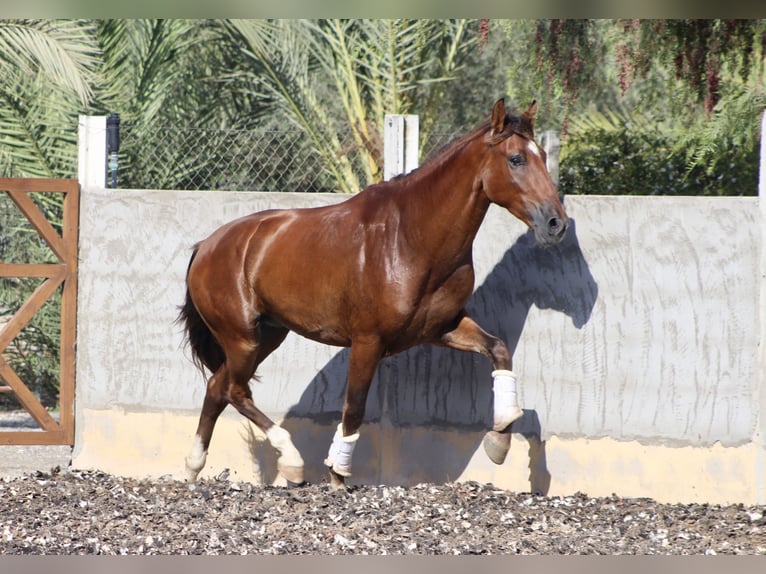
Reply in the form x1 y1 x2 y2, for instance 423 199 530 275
76 189 345 415
75 189 761 459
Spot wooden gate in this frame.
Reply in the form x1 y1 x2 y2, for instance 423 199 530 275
0 178 78 445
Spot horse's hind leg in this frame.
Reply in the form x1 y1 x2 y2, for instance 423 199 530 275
255 324 305 482
228 384 305 485
226 325 305 484
186 325 304 484
185 369 228 481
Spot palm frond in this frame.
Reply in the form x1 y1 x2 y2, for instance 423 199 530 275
96 20 217 122
674 84 766 175
0 19 99 106
225 19 477 191
224 19 362 193
0 19 100 178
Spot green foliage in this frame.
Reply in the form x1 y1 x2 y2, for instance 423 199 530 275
618 20 763 114
559 106 760 196
675 84 766 183
221 19 476 193
0 19 99 179
495 20 625 133
0 19 94 406
92 19 262 190
0 194 62 409
439 20 529 130
520 18 765 195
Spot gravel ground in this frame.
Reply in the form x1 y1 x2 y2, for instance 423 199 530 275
1 467 764 555
0 410 72 478
2 411 765 555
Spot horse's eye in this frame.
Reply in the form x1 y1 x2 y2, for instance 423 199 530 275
508 154 525 168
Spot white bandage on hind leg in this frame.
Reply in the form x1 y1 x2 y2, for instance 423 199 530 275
492 369 523 431
324 423 360 477
266 425 304 468
185 434 207 481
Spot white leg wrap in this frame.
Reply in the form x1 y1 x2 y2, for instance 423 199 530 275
324 423 360 477
185 435 207 481
266 425 304 468
492 369 523 431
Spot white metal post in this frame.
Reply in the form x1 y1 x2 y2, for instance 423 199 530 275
403 114 419 176
758 109 766 502
541 130 560 187
384 114 419 181
78 115 107 189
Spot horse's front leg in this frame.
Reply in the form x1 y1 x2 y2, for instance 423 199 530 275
325 337 383 490
438 313 522 465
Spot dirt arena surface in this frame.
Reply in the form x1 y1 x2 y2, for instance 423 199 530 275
0 410 72 478
0 466 764 555
2 411 765 555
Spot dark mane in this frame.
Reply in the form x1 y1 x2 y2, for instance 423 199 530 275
386 124 489 184
416 108 533 173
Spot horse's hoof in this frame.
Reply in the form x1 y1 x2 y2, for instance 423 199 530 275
328 469 348 491
323 457 352 478
278 463 305 485
184 465 200 482
494 407 523 432
483 430 512 465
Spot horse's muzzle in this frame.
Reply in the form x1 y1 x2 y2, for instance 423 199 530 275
532 207 568 246
547 216 567 240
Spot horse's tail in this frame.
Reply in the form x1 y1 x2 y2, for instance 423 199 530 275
178 245 225 376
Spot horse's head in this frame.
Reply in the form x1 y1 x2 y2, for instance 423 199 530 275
480 98 568 247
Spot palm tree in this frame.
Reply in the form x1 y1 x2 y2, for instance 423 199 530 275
1 19 239 405
221 19 476 193
92 19 264 190
0 19 99 178
2 19 484 193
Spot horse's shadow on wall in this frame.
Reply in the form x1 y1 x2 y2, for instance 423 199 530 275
248 219 598 493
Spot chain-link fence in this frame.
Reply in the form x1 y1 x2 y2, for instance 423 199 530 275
119 125 357 192
116 122 467 193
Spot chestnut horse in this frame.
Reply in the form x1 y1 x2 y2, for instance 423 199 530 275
179 99 568 488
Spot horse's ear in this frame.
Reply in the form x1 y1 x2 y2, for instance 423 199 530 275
491 98 506 134
522 100 538 130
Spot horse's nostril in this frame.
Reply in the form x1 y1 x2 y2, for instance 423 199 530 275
546 216 567 238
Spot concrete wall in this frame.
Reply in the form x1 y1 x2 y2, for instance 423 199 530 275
73 188 765 504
